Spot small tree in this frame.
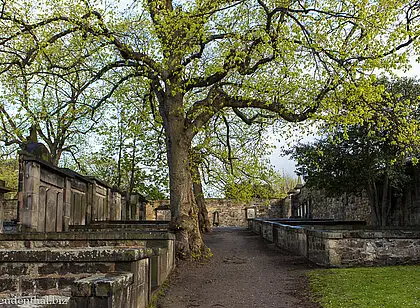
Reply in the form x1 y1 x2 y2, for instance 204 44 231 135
0 65 102 165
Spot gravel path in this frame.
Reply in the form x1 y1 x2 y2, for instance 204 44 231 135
158 227 320 308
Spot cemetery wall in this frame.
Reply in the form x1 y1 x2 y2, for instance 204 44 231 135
250 218 420 267
147 198 285 227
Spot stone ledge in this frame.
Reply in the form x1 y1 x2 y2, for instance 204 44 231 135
305 230 344 239
72 272 133 297
0 231 176 241
0 247 153 262
342 230 420 239
273 223 306 232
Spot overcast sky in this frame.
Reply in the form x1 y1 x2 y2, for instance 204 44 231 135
269 59 420 177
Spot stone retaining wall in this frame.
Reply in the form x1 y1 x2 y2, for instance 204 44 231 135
250 218 420 267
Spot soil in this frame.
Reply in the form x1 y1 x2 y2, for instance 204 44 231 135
158 227 321 308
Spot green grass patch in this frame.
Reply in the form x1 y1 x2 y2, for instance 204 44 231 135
308 266 420 307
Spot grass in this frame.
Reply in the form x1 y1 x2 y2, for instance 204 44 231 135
308 266 420 307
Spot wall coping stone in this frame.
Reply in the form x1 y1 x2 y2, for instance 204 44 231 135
0 231 175 241
252 218 420 239
72 272 134 297
305 229 344 239
79 220 170 225
271 223 306 232
341 230 420 239
0 247 153 262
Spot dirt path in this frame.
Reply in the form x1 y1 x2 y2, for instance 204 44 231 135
158 227 320 308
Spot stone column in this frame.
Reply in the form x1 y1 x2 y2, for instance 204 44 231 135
110 189 122 221
86 182 93 223
63 178 72 231
21 161 41 231
121 194 127 221
106 187 111 221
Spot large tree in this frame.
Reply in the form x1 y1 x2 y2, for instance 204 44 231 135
0 0 418 257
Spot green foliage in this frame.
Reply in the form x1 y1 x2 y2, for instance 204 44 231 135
0 0 418 245
72 86 169 199
224 170 296 201
309 266 420 307
0 157 18 190
0 57 103 165
191 111 295 200
288 77 420 197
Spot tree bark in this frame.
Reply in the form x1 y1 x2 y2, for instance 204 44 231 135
368 180 381 226
160 92 205 259
380 173 390 228
191 163 212 233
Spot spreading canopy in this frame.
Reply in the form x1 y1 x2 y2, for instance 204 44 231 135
0 0 418 129
1 0 419 256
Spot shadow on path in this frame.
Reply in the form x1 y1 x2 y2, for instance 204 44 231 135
158 228 320 308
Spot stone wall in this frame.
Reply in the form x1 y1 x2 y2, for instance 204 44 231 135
4 198 17 222
147 200 171 221
147 198 283 226
291 188 372 224
290 163 420 227
0 181 13 234
0 247 152 307
250 218 420 267
205 199 273 227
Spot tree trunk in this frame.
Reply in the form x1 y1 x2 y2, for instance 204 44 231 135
368 180 381 226
191 163 212 233
117 116 123 187
380 173 390 228
129 122 138 195
160 94 205 259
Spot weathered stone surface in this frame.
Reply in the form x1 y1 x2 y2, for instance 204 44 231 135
147 199 282 226
0 263 30 276
0 247 153 263
38 262 115 275
21 277 58 293
251 218 420 268
291 188 372 223
94 272 133 297
0 230 175 241
0 278 18 292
